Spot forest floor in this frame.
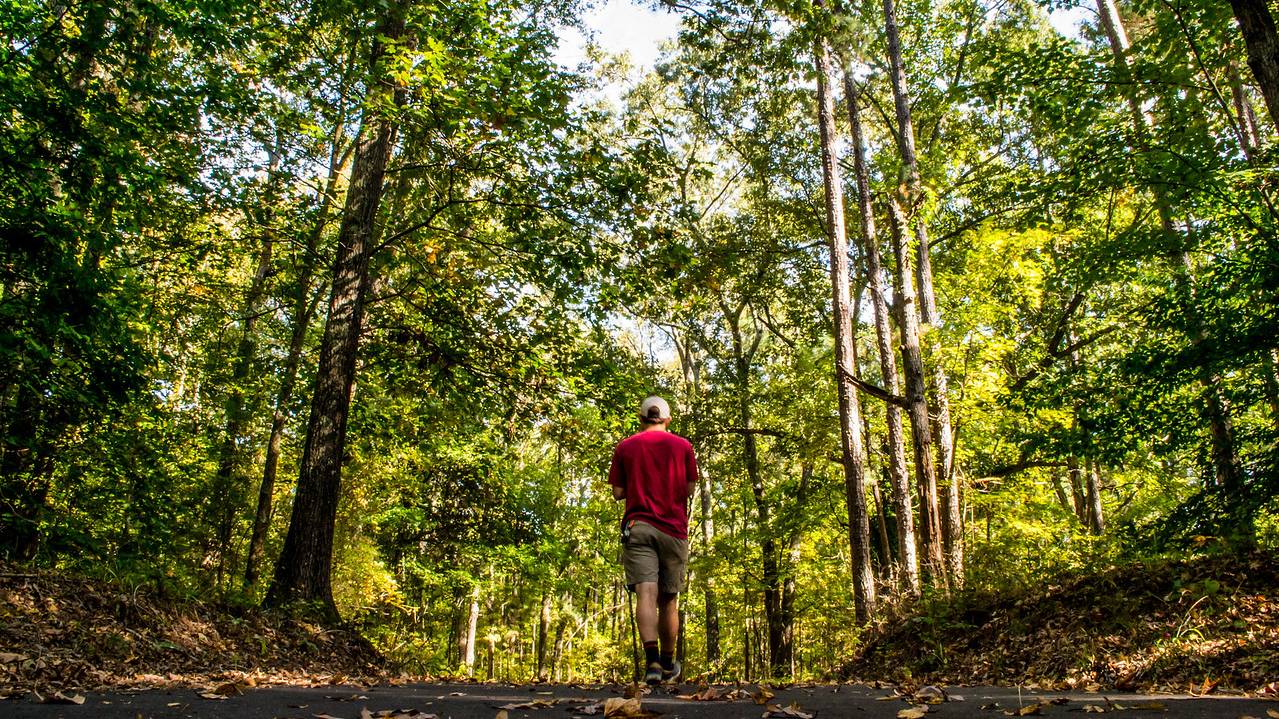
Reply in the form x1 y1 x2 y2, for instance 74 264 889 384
846 551 1279 696
2 552 1277 709
0 565 387 699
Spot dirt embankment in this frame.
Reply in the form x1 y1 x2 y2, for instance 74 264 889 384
845 552 1279 695
0 566 388 697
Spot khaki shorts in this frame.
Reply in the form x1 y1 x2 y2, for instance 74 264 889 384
622 520 688 594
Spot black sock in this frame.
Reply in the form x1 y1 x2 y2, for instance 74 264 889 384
660 652 674 671
643 641 659 666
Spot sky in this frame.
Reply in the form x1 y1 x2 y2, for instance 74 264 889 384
553 0 1091 75
553 1 683 72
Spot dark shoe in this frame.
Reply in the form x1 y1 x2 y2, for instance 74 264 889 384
644 661 663 685
662 659 681 683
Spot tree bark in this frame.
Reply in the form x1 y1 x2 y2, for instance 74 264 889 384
1085 458 1105 534
264 8 406 617
815 31 876 622
886 201 945 581
879 0 961 584
1230 0 1279 128
244 61 358 593
844 72 920 595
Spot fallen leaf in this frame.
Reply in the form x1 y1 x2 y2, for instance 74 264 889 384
677 688 721 701
579 702 604 715
496 711 508 719
762 702 814 719
1267 711 1279 719
1049 697 1070 705
313 714 346 719
499 700 557 710
1002 704 1042 716
603 697 658 718
0 653 27 663
913 686 946 705
213 682 242 697
198 692 229 700
44 692 86 705
876 695 899 702
754 687 776 705
898 707 929 719
623 684 645 699
1083 706 1106 714
1128 702 1167 711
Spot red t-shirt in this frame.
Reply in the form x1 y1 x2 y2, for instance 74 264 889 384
608 430 699 540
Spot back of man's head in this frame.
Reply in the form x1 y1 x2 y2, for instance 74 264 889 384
639 396 671 424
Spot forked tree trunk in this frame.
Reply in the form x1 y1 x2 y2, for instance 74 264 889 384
265 8 406 617
844 71 920 595
886 201 945 580
1229 0 1279 127
878 0 961 583
814 29 876 622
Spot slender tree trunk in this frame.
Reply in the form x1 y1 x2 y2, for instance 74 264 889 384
778 463 810 677
1229 0 1279 128
1096 0 1242 491
536 590 551 681
886 202 945 581
245 69 357 592
264 8 406 616
1052 471 1074 513
1229 62 1263 157
879 0 961 584
699 462 720 665
1085 458 1104 534
462 584 480 676
845 72 920 595
815 30 876 622
212 229 273 589
1067 455 1088 524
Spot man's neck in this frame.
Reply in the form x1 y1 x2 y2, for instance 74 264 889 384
640 423 667 433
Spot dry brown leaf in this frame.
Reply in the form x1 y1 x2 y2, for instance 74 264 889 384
496 710 508 719
1003 703 1042 716
198 692 229 700
754 687 776 705
313 714 346 719
623 684 645 699
1127 702 1167 711
362 709 375 719
677 687 721 701
579 702 604 715
876 695 899 702
0 653 26 664
762 702 814 719
1083 706 1106 714
898 707 929 719
1266 711 1279 719
44 691 85 705
212 681 242 696
602 697 658 718
913 686 946 704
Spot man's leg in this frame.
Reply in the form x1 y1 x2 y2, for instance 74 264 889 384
634 582 660 644
634 582 663 683
657 591 680 680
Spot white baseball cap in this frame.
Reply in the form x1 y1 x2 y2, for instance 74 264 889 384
639 395 671 421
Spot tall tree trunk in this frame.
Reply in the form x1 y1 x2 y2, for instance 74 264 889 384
1096 0 1242 491
699 461 720 665
244 56 359 593
536 590 551 681
212 227 273 590
844 72 920 595
1229 0 1279 128
879 0 962 584
264 8 406 617
778 463 811 678
1067 455 1088 524
462 584 480 676
1228 62 1263 157
886 202 945 581
815 29 877 622
727 309 785 676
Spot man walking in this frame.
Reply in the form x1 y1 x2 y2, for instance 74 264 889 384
609 396 698 685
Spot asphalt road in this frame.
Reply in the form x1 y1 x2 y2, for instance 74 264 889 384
3 682 1275 719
